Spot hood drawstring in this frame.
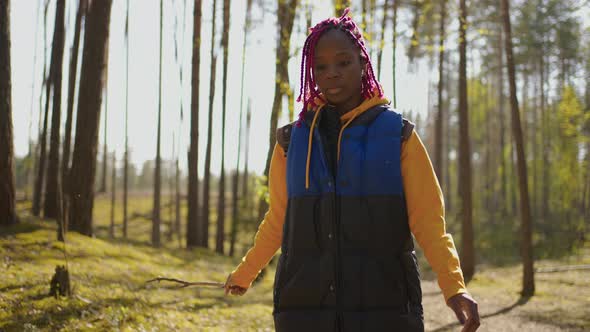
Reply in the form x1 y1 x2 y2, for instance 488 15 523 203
337 110 361 165
305 107 323 190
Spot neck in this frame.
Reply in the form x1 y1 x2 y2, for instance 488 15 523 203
330 94 364 116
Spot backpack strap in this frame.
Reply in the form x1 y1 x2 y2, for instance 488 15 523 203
401 118 415 142
276 123 294 156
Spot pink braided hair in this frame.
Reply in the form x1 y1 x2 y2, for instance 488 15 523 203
296 8 383 125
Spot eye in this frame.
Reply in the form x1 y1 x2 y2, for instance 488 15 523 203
338 60 351 67
314 64 327 72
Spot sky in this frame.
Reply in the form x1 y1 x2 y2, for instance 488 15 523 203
9 0 589 176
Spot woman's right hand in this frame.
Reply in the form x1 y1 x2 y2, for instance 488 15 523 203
224 273 248 296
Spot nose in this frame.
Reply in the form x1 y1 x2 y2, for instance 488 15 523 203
325 64 340 79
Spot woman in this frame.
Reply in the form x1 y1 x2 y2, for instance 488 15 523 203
225 9 480 332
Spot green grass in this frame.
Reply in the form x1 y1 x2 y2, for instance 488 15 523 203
3 197 589 331
1 198 276 331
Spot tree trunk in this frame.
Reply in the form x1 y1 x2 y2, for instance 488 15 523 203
0 0 17 226
498 28 507 216
531 62 538 217
457 0 474 282
175 154 181 245
123 0 130 239
376 0 389 81
44 0 66 220
33 58 51 217
215 0 231 255
230 0 253 257
202 0 219 248
444 83 452 212
62 0 86 231
99 94 108 193
485 83 493 212
260 0 298 220
391 0 398 108
68 0 113 236
539 54 550 222
152 0 164 247
230 167 239 256
109 153 116 238
242 100 252 217
501 0 535 297
585 62 590 222
187 0 203 248
173 0 187 247
26 1 42 203
168 144 175 242
434 0 446 186
33 2 51 217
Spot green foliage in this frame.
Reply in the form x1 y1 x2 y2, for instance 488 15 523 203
256 175 269 205
550 87 584 211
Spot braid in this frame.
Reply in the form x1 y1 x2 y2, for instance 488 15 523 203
297 8 382 125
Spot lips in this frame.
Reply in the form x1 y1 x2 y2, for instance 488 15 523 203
325 87 343 95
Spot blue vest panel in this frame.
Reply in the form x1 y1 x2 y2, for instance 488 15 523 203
287 109 405 197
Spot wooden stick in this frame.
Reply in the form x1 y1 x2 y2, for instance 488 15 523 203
146 277 225 289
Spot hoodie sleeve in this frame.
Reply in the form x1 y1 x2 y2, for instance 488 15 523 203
230 143 287 288
401 130 468 302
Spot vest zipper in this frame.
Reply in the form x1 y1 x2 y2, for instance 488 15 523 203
314 126 343 330
333 143 344 330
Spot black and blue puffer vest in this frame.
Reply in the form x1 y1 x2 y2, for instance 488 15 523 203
273 104 424 332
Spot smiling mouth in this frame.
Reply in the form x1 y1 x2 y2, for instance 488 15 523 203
326 88 343 95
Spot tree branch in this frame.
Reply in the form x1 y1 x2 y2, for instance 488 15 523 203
146 277 224 289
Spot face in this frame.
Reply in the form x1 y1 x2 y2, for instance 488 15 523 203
313 29 366 113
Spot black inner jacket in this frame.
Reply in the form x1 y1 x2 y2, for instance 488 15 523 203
318 106 342 177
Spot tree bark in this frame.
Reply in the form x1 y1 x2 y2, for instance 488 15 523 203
62 0 86 230
202 0 219 249
109 153 116 238
434 0 446 186
260 0 298 220
33 55 51 217
175 153 181 245
33 2 51 217
458 0 474 282
44 0 66 220
391 0 398 108
99 91 108 194
539 54 550 222
26 1 42 203
230 0 253 257
376 0 389 81
152 0 164 247
123 0 130 239
498 28 507 216
187 0 203 248
68 0 113 236
0 0 17 226
501 0 535 297
242 101 252 216
216 0 231 255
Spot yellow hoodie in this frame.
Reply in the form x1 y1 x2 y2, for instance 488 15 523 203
230 96 467 302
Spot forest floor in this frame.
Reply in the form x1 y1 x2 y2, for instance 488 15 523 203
1 200 589 331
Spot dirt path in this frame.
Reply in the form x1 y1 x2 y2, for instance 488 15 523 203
422 265 590 332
